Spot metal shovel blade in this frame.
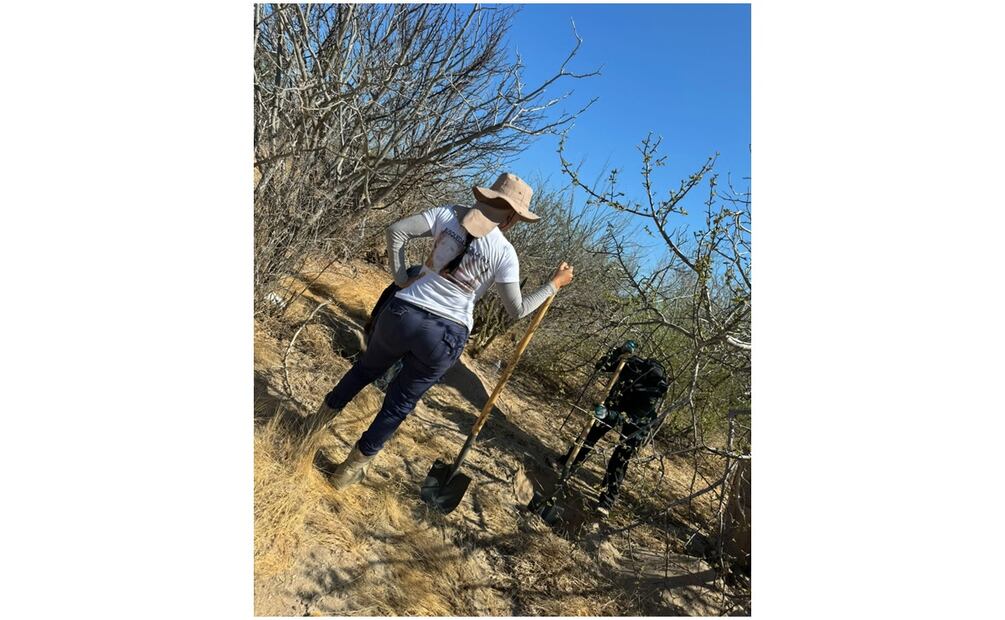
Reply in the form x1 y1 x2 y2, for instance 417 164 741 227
539 502 564 525
528 490 565 525
420 459 472 514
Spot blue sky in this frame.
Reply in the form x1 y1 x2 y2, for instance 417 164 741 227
501 3 751 234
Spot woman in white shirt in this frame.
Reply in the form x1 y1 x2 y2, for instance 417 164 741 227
309 173 575 489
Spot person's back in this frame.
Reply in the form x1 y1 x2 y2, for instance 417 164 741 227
303 172 575 491
393 204 522 331
608 357 668 423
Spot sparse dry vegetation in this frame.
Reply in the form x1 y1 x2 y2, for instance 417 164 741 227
254 3 597 311
254 261 749 616
253 3 750 615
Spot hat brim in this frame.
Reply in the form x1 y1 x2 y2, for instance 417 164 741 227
472 186 541 222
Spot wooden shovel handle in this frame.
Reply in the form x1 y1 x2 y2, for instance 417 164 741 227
600 355 629 400
470 293 556 437
448 294 556 474
560 354 630 479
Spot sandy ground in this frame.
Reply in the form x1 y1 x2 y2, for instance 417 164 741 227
253 259 749 616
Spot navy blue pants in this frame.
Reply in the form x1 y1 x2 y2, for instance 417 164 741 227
324 297 468 456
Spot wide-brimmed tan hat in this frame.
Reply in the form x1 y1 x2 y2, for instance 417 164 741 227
462 173 540 237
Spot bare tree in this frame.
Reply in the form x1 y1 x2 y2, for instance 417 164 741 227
254 4 598 311
558 132 751 587
559 131 750 426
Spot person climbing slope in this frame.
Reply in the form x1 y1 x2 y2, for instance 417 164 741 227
304 173 575 489
547 341 670 516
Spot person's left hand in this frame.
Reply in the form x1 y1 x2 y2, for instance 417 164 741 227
551 261 575 289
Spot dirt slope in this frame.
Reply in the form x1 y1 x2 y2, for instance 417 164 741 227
253 259 745 616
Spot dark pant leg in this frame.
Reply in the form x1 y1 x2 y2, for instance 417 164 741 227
356 307 467 456
563 419 612 471
599 421 646 506
323 297 412 410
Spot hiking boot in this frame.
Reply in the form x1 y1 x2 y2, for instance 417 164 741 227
327 444 375 490
596 494 614 517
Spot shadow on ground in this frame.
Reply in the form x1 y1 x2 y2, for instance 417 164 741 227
255 293 735 615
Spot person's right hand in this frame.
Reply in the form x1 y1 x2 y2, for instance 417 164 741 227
551 261 574 290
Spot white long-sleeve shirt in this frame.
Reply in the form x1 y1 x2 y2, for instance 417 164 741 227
388 205 556 330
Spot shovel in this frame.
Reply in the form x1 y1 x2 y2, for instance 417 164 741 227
529 353 630 520
559 355 628 478
420 294 557 513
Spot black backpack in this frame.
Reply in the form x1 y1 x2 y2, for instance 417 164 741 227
628 358 669 397
609 357 669 415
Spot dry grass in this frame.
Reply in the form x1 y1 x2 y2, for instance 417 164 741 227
254 412 488 615
253 259 743 616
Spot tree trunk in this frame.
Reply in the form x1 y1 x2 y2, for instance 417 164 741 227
722 458 751 566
